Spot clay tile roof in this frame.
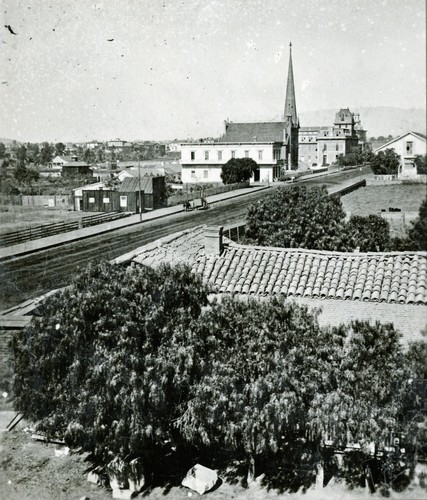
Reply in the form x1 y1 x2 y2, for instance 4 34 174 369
123 226 427 306
194 242 427 306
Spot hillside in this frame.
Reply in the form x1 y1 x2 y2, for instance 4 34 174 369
0 138 15 145
299 106 426 138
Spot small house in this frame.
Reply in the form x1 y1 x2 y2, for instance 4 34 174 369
374 131 426 180
62 161 93 178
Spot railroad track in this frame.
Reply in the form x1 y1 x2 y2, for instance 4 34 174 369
0 168 370 311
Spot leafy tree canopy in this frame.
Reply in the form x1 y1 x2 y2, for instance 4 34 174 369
221 158 258 184
0 142 6 158
414 155 427 175
345 214 390 252
13 262 210 468
39 142 54 165
245 185 349 251
13 164 39 186
337 147 375 168
391 199 427 252
371 149 400 175
406 199 427 251
12 261 423 488
16 144 27 167
84 148 96 164
55 142 66 156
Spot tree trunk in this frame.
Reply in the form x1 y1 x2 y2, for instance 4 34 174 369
247 453 256 483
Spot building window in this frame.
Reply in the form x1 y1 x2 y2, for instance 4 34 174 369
258 150 263 160
231 150 236 159
406 141 413 155
203 170 208 179
120 196 127 207
336 144 339 151
191 170 196 178
244 150 249 158
205 150 209 160
103 197 110 203
190 151 195 160
218 150 222 160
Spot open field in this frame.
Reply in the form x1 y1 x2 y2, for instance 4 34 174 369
0 207 100 235
341 184 426 216
0 429 425 500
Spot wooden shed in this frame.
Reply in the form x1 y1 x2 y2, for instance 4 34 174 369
119 175 166 210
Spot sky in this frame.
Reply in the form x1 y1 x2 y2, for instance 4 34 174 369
0 0 425 142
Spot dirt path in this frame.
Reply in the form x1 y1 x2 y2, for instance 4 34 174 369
1 429 425 500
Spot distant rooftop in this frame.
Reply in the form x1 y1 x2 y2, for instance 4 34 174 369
220 121 286 143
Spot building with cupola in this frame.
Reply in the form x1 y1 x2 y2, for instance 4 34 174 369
298 108 366 168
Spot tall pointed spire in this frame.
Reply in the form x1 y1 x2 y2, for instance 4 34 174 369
284 42 298 125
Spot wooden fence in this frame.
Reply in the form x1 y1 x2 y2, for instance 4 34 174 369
0 195 73 207
223 221 246 243
0 212 132 248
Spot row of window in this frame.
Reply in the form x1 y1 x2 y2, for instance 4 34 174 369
190 149 266 161
320 144 343 151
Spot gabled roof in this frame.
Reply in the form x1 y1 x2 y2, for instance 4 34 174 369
52 155 74 163
118 175 160 194
220 121 286 143
122 226 427 306
374 131 427 153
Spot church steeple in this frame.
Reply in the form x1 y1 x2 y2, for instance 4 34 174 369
284 42 298 126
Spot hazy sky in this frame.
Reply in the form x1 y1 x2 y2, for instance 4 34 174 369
1 0 425 142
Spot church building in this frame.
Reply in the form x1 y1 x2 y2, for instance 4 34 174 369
180 43 300 184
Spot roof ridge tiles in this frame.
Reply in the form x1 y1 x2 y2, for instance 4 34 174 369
226 242 427 258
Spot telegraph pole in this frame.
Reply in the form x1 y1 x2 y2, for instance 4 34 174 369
138 152 142 221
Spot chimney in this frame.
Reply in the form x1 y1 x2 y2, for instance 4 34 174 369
204 226 223 255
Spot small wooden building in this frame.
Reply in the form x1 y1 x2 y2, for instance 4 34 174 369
82 188 144 213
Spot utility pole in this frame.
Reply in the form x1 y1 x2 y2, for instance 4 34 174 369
138 152 142 221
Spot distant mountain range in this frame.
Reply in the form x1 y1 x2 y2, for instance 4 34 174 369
299 106 426 138
2 107 425 144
